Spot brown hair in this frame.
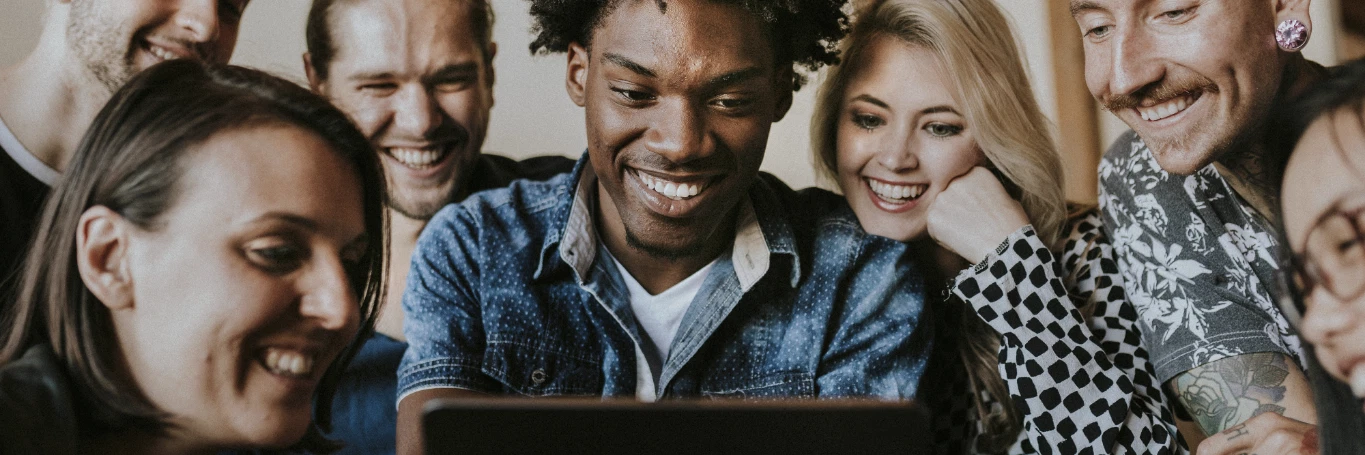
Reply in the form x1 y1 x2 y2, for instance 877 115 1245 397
305 0 496 81
0 60 388 453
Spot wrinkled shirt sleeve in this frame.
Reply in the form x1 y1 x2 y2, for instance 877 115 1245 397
817 234 929 400
397 203 499 402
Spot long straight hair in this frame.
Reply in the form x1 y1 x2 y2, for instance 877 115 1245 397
811 0 1066 451
0 60 388 453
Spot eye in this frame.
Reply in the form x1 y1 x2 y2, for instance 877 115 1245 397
1160 8 1191 20
433 77 474 93
924 122 963 138
851 113 885 131
218 0 246 22
359 83 398 96
611 88 655 104
712 97 753 110
1085 25 1113 39
246 241 307 274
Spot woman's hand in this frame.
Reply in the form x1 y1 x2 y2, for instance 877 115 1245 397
925 166 1030 264
1197 412 1319 455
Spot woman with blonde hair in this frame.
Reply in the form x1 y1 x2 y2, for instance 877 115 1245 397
812 0 1183 452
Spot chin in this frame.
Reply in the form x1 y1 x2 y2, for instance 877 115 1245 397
1147 140 1217 176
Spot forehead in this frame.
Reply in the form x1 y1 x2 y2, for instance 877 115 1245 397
591 0 774 83
1283 110 1365 249
176 126 365 239
846 37 955 110
328 0 483 75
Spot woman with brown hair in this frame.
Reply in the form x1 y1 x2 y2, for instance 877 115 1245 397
0 60 387 454
811 0 1182 452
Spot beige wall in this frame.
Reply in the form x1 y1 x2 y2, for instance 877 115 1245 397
0 0 1343 190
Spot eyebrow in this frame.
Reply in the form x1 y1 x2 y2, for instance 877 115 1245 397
1070 0 1105 17
603 53 656 78
252 212 320 231
848 95 959 116
701 67 765 92
426 62 480 83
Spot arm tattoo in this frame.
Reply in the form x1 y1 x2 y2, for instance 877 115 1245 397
1170 353 1290 434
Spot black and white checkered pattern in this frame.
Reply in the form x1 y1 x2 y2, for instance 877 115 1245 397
944 209 1187 454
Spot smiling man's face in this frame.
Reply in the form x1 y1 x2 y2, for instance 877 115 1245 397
1074 0 1287 174
567 0 790 260
67 0 248 93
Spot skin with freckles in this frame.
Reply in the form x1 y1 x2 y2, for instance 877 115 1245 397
1283 109 1365 410
565 0 792 293
1071 0 1309 175
98 126 366 451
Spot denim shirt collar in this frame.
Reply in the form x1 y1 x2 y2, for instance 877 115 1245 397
533 154 800 290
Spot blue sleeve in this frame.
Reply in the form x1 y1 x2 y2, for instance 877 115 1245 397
397 203 499 402
816 235 930 399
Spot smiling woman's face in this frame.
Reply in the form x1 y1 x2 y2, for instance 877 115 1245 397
836 35 983 242
1283 110 1365 407
107 125 367 448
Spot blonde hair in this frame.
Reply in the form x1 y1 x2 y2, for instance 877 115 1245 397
811 0 1068 451
812 0 1066 245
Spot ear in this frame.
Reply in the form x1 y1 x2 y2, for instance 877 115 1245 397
304 53 327 95
1275 0 1312 33
566 42 590 107
772 65 794 123
75 206 135 311
484 41 498 106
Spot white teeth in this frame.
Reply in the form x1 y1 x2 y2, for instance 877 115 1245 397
261 347 316 378
389 147 447 169
1350 365 1365 397
148 45 180 62
1138 95 1194 122
637 171 704 200
867 179 925 203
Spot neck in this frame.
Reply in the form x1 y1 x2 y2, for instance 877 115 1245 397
0 13 113 173
597 184 729 295
1214 56 1325 223
376 209 428 341
84 427 214 455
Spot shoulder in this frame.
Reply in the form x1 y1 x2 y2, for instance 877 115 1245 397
424 173 573 249
0 345 78 453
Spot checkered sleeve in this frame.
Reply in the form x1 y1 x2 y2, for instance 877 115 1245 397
952 211 1187 454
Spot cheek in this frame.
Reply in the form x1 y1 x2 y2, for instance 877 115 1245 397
436 91 490 132
834 127 876 184
921 138 980 183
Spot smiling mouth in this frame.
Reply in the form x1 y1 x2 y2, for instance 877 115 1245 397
385 146 452 170
636 170 711 200
1137 91 1202 122
867 178 926 205
258 347 317 380
143 40 193 63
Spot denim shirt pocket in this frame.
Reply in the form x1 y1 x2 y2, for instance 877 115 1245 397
699 371 815 399
481 339 603 396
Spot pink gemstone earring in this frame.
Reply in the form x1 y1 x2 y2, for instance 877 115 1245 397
1276 19 1309 52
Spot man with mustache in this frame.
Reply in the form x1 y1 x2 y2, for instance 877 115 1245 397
393 1 929 453
0 0 250 308
1073 0 1326 452
302 0 572 452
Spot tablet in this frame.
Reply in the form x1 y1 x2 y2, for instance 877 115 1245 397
423 397 930 454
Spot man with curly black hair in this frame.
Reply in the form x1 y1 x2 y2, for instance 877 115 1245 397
395 2 929 452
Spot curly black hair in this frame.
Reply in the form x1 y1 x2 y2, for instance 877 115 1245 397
526 0 849 90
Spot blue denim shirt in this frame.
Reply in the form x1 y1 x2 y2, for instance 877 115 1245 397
398 156 930 401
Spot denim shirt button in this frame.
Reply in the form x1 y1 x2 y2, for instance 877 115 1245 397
530 369 548 385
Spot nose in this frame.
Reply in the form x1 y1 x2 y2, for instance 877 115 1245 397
643 100 714 164
1299 291 1359 348
876 128 918 172
391 85 443 140
174 0 221 45
298 254 361 333
1107 26 1164 99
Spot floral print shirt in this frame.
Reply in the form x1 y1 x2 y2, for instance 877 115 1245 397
1097 131 1304 383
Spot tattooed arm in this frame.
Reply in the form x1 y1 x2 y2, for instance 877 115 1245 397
1168 352 1318 438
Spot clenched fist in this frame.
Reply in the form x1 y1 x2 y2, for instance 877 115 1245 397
925 166 1030 264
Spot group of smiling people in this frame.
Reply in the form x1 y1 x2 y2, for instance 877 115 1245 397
0 0 1362 454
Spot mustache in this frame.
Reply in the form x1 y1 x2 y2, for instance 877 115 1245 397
1101 76 1219 112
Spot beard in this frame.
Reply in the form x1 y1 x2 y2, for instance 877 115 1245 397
67 0 137 93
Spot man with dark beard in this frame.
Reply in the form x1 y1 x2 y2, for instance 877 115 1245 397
302 0 571 452
393 1 930 453
0 0 249 307
1073 0 1326 452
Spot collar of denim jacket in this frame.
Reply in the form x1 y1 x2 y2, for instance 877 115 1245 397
536 154 800 291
